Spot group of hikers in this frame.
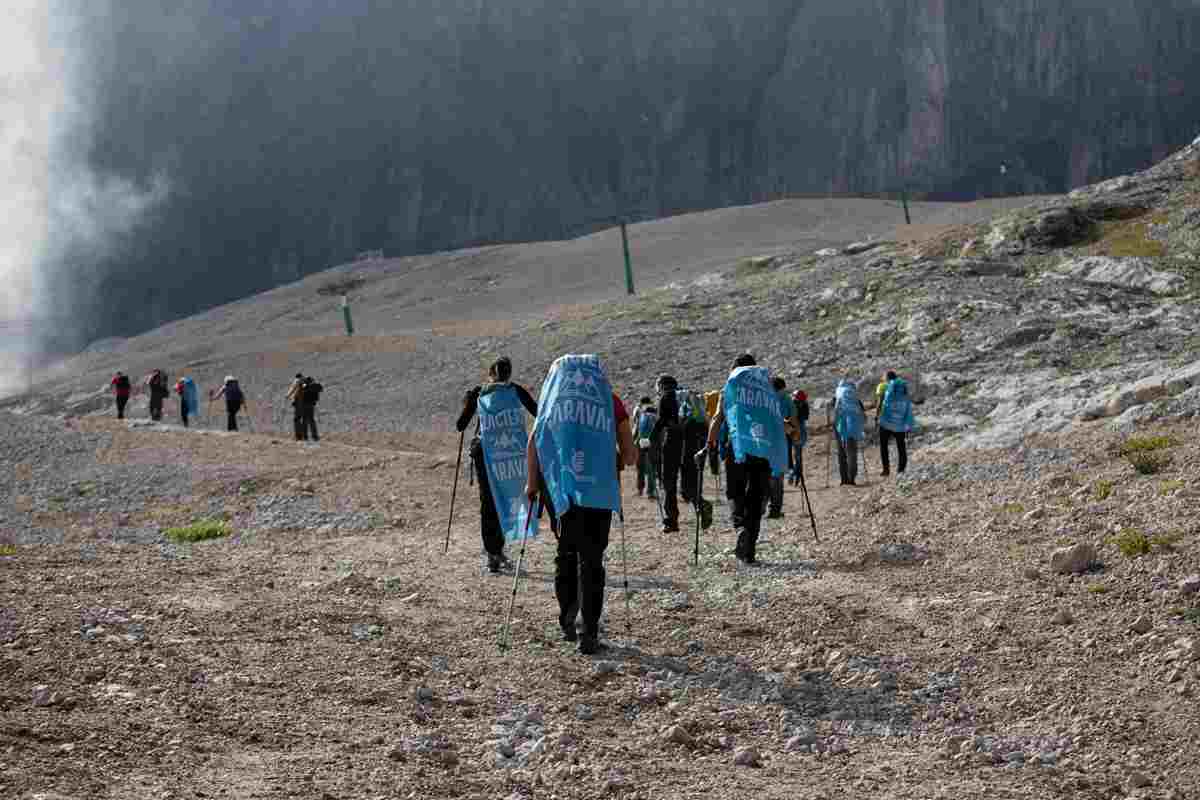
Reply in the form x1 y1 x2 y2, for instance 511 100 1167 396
109 370 323 439
453 353 917 655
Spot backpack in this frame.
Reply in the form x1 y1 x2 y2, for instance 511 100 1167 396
675 387 706 426
115 374 130 391
792 390 810 422
304 380 323 404
637 409 657 439
225 381 244 410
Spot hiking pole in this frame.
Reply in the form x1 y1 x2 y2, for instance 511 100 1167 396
499 498 538 652
797 447 819 543
443 430 466 554
618 505 632 635
692 450 706 566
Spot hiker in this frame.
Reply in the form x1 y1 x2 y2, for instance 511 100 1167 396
525 354 636 654
651 376 712 533
789 388 810 486
705 354 787 565
110 371 131 419
287 374 306 440
767 376 796 519
212 376 245 432
144 369 169 421
456 356 538 574
878 371 916 476
633 397 659 499
175 376 198 428
833 377 866 486
300 376 322 441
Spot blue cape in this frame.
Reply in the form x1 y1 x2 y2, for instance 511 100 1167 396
879 378 916 433
534 355 620 518
181 378 199 416
722 366 788 477
834 380 864 441
478 384 538 540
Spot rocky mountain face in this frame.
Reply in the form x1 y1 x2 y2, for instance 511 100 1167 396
20 134 1200 459
77 0 1200 341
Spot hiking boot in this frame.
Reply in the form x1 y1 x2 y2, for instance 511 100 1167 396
647 492 658 500
487 555 502 574
498 553 513 570
880 468 890 477
559 610 578 642
661 521 680 533
578 635 601 655
699 500 714 530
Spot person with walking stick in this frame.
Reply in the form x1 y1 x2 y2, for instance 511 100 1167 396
455 357 537 574
524 354 636 655
702 354 788 565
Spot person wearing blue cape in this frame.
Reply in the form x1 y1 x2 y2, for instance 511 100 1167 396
524 355 637 655
833 377 866 486
704 354 788 565
457 357 538 574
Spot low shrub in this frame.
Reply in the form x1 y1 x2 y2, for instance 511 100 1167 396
165 520 232 543
1108 529 1151 558
1127 451 1170 475
0 544 16 557
1093 480 1114 501
1119 435 1175 456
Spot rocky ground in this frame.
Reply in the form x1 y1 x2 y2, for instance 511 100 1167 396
3 140 1200 798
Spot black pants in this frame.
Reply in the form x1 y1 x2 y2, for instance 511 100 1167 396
837 437 859 484
660 432 683 526
769 476 784 514
149 395 164 421
115 395 129 419
680 420 705 503
880 428 907 474
227 411 239 432
180 406 189 428
473 444 505 557
726 456 771 561
293 404 305 439
297 404 319 440
554 506 612 639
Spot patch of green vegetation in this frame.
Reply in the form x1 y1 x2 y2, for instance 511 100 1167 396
238 478 269 496
72 482 97 497
1086 583 1109 594
1089 219 1168 258
1127 450 1171 475
1150 532 1183 550
669 325 693 336
164 519 232 543
0 544 16 557
1093 480 1114 501
735 257 778 278
998 502 1025 515
1108 528 1151 558
1119 435 1175 455
1184 608 1200 625
1158 480 1184 497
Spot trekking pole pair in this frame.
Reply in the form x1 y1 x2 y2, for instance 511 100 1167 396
796 447 819 543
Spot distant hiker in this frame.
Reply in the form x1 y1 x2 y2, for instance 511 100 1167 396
525 354 636 654
633 397 659 499
878 371 916 476
767 376 796 519
110 371 131 419
833 378 866 486
705 354 787 565
789 389 810 486
212 376 245 432
287 373 306 440
651 376 712 533
300 376 323 441
456 356 538 574
175 376 198 428
144 369 168 421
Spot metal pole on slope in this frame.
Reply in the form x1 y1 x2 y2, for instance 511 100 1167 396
900 184 912 225
341 294 355 336
620 221 636 296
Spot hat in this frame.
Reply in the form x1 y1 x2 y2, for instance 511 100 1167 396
224 375 235 383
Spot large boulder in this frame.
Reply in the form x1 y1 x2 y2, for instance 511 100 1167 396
1057 256 1184 296
1049 543 1097 575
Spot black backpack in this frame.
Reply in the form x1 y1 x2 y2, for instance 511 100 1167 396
304 381 323 404
115 374 130 391
225 382 244 410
